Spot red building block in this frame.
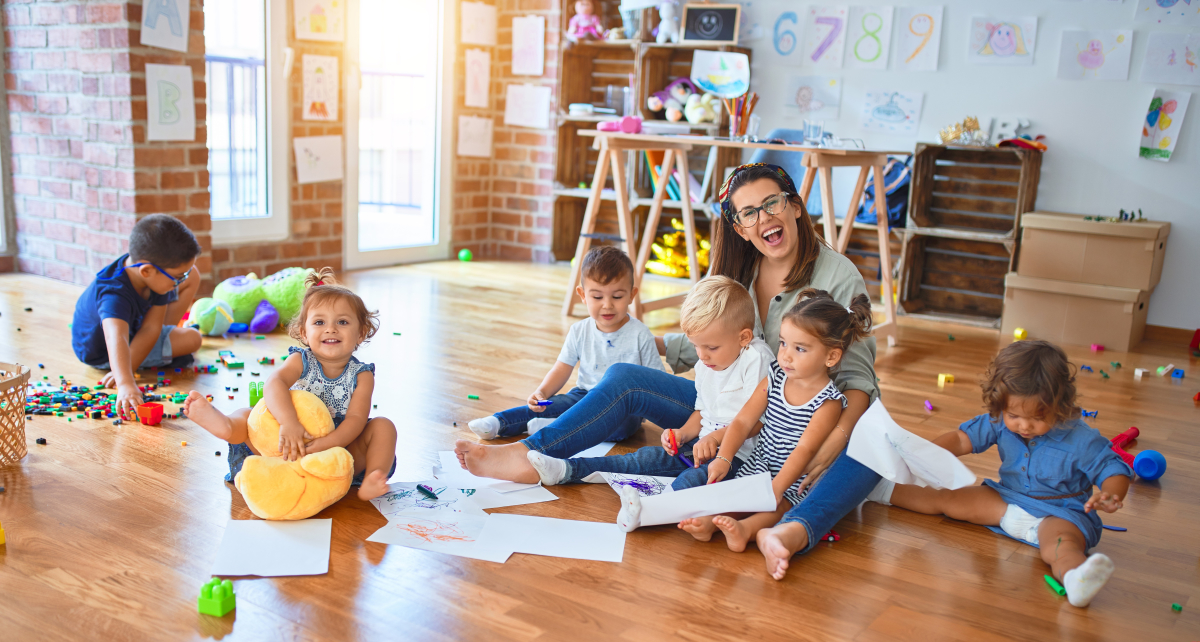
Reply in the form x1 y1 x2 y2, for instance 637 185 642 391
137 402 164 426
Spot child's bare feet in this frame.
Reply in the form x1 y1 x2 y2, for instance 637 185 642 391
713 515 753 552
678 516 718 542
357 469 389 501
184 391 233 440
454 440 540 484
756 523 806 581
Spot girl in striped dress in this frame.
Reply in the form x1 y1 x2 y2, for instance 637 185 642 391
673 288 873 552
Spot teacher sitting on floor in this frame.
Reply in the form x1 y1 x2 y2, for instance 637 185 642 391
455 163 883 578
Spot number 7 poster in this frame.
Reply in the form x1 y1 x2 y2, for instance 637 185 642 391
846 6 894 70
896 5 943 71
803 6 847 68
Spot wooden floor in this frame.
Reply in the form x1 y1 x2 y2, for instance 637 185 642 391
0 261 1196 642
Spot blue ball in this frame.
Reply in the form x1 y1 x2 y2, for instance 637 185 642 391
1133 450 1166 481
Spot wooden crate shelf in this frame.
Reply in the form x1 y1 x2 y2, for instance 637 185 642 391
908 144 1042 237
899 233 1013 325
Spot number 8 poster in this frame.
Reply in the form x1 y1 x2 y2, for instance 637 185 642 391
896 5 943 71
803 6 847 68
846 6 894 70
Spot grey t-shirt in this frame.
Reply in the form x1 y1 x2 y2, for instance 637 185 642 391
557 315 666 391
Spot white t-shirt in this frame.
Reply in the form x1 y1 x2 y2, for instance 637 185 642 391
694 338 776 463
557 315 666 391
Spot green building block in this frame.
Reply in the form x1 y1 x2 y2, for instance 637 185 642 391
225 361 244 369
197 577 236 616
468 394 479 400
249 382 264 408
1110 361 1121 369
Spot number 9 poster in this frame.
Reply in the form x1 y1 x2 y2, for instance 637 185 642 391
895 6 944 71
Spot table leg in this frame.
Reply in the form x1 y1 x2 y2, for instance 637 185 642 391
818 165 837 246
872 163 897 347
563 146 612 317
836 166 870 254
674 149 701 285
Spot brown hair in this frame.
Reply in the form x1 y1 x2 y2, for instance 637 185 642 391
782 288 873 359
709 166 828 292
580 245 634 287
679 275 756 335
287 267 381 346
981 340 1080 426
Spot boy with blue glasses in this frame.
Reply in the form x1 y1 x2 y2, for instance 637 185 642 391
72 214 204 417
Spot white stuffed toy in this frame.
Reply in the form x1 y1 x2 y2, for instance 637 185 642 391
657 2 680 44
684 93 720 124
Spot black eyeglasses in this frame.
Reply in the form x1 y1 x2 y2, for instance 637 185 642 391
129 262 193 286
731 192 788 227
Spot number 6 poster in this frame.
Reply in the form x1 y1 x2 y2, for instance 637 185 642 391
846 6 894 70
896 5 944 71
803 6 847 68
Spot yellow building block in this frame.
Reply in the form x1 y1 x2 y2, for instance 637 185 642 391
1 520 5 546
938 373 955 387
1013 327 1028 341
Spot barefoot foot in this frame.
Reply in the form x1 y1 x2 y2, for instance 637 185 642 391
756 522 807 581
357 469 390 501
184 391 234 440
616 485 643 532
678 516 718 542
454 440 539 484
713 515 752 552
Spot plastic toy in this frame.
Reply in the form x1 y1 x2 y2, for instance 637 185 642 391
197 578 236 617
1044 574 1066 596
1157 363 1175 376
0 519 5 546
597 115 642 133
468 394 480 400
1110 362 1121 369
458 249 473 262
188 298 234 336
1171 368 1184 379
656 1 680 43
1013 327 1027 341
213 275 268 325
1081 365 1093 372
1109 426 1138 466
228 322 249 334
566 0 604 42
923 400 933 412
137 402 164 426
235 390 353 520
250 300 280 334
1173 603 1183 612
1100 370 1110 379
1133 450 1166 481
1134 368 1148 379
249 381 264 408
1090 343 1104 352
1081 409 1098 419
938 373 954 387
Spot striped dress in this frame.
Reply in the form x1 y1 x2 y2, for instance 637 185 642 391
735 361 847 507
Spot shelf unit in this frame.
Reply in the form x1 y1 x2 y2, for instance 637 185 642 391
552 3 750 262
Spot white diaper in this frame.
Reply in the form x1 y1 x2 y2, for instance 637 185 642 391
999 504 1044 545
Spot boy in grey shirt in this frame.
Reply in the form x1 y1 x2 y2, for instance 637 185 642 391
469 246 665 439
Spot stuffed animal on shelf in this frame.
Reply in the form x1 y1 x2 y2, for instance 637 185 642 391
647 78 699 122
657 1 680 44
566 0 605 42
234 390 355 521
684 93 720 124
188 298 234 336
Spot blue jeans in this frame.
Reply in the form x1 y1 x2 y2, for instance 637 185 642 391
565 437 747 491
494 387 644 439
777 449 881 554
522 363 698 458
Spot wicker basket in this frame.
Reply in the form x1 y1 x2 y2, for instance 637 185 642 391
0 362 32 466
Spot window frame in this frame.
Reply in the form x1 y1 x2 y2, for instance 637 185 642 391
209 0 290 246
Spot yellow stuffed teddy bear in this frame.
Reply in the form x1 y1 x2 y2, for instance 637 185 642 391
234 390 355 520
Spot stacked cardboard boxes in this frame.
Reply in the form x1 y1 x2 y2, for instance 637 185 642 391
1000 212 1170 351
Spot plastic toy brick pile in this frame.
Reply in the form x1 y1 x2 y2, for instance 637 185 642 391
24 368 203 424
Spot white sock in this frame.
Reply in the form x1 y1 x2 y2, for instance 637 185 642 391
616 485 643 532
526 450 569 485
1062 553 1115 608
526 418 554 435
866 479 895 505
467 416 501 440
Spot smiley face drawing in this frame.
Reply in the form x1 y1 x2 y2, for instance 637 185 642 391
695 10 724 38
979 22 1028 57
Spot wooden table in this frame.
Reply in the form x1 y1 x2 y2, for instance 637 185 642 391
562 131 907 346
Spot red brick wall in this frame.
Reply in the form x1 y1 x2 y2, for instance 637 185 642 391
4 0 212 284
209 0 344 281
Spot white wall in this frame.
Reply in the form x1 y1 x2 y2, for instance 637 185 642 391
737 0 1199 329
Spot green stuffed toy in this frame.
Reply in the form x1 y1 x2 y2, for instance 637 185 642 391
212 267 313 332
263 267 313 325
212 274 267 324
189 298 234 336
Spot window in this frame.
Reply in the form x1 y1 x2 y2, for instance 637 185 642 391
205 0 289 244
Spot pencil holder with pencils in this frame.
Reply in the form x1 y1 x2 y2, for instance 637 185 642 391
724 92 759 141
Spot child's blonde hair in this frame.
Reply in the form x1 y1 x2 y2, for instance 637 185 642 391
782 288 873 355
287 267 381 346
680 275 756 336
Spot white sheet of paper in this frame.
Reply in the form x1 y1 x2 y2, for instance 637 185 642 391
846 6 893 70
511 16 545 76
967 17 1037 66
370 481 487 518
636 472 777 527
785 76 841 119
846 399 976 489
571 441 616 459
294 0 346 42
600 473 675 497
802 6 848 69
461 1 498 46
367 510 511 563
465 49 491 108
293 135 344 184
145 64 195 141
1057 30 1133 81
212 519 332 577
895 6 943 71
462 485 559 510
436 451 541 493
503 84 551 129
1140 32 1200 87
476 514 627 563
302 54 339 121
1135 0 1200 25
457 115 494 158
140 0 190 52
1139 89 1191 162
862 91 923 134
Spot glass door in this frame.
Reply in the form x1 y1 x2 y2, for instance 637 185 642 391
345 0 453 269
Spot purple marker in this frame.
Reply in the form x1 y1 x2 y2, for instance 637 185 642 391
677 453 694 468
535 400 553 406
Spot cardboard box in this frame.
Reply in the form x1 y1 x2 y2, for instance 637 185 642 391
1018 211 1170 291
1000 273 1149 352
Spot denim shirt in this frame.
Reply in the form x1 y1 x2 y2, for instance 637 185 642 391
664 244 880 402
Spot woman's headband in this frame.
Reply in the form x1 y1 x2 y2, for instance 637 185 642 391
717 163 798 220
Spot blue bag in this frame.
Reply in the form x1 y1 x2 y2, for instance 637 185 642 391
856 155 911 228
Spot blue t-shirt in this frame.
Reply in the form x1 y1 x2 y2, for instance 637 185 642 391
72 254 177 367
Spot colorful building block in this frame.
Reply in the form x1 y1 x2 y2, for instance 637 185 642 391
1090 344 1104 352
197 578 236 617
1171 368 1184 379
249 382 264 408
938 373 954 387
923 400 933 413
137 402 164 426
1013 327 1027 341
1134 368 1148 379
1157 364 1175 376
1081 365 1093 372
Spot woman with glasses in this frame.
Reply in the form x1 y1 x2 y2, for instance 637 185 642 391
455 164 881 578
